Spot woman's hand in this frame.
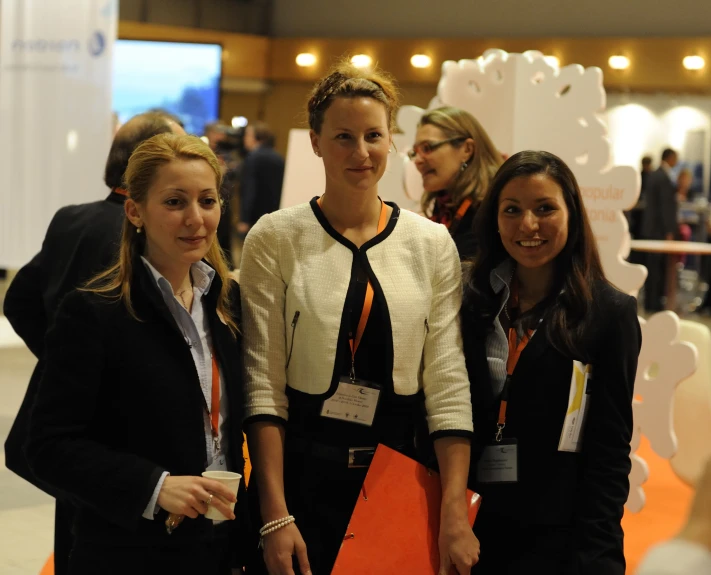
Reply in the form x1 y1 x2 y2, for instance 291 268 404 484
438 502 480 575
261 522 311 575
157 476 236 519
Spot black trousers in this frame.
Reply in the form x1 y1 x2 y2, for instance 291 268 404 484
247 448 369 575
67 528 233 575
472 514 573 574
54 500 75 575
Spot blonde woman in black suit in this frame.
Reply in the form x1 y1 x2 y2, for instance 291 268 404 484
27 134 248 575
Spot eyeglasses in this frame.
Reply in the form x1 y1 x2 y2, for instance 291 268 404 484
407 137 466 160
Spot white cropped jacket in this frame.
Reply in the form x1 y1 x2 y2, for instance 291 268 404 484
239 199 473 436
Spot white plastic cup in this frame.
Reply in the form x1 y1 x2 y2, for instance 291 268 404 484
201 470 242 520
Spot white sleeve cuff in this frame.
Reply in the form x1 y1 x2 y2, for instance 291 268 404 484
142 471 170 520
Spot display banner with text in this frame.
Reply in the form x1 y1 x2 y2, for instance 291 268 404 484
0 0 117 268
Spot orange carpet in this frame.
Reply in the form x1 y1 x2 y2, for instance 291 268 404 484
37 436 692 575
622 436 694 573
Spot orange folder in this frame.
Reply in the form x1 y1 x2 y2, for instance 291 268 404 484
332 444 481 575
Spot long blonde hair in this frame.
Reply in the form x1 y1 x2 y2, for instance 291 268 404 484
419 107 503 216
85 133 238 336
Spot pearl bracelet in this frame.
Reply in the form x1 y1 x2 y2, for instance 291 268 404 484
259 516 295 548
259 515 295 535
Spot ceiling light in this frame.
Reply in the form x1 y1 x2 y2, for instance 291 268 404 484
351 54 372 68
295 53 317 67
608 55 630 70
544 55 559 68
683 55 705 70
410 54 432 69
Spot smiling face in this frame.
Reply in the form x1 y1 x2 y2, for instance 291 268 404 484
413 123 473 193
497 173 569 273
310 96 391 195
125 158 221 270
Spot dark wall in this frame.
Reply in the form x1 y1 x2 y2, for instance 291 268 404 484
119 0 273 35
271 0 711 38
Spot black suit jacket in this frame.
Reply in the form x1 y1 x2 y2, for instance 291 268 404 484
3 191 125 490
239 146 285 226
640 167 678 239
463 281 641 575
25 264 248 554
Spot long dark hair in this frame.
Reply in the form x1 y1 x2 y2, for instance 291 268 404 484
464 150 607 360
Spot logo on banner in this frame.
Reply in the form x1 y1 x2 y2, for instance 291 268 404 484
88 31 105 57
12 39 80 53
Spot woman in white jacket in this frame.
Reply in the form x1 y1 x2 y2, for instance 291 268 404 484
240 61 479 575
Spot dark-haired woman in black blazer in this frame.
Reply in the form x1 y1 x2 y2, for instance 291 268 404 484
463 150 641 574
26 134 249 575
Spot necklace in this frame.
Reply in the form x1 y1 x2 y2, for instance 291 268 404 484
175 274 193 311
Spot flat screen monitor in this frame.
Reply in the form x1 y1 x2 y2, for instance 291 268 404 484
113 39 222 136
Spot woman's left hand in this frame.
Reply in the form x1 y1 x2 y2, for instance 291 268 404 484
438 509 480 575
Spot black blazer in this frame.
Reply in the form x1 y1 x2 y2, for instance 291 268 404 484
25 262 248 556
463 281 641 575
3 191 125 490
640 167 678 239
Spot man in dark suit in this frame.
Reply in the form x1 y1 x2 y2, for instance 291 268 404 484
640 148 679 312
3 111 184 575
237 122 285 237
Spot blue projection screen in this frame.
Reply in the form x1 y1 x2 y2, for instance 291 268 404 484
113 40 222 136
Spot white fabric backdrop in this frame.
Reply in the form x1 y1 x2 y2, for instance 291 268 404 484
0 0 116 268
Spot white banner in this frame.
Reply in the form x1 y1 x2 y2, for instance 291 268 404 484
0 0 117 268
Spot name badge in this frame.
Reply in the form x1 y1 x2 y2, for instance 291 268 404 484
477 439 518 483
320 377 381 427
558 362 592 453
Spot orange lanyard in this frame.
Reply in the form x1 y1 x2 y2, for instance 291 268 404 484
210 352 220 451
495 279 533 442
317 196 388 380
113 187 128 196
445 197 473 230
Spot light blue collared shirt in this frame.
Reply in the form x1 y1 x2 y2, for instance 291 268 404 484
140 257 231 520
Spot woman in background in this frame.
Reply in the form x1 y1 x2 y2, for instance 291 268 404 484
412 106 503 260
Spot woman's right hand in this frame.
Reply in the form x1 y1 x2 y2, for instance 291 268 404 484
157 476 236 519
262 522 311 575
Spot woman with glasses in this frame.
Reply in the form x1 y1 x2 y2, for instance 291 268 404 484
411 107 503 261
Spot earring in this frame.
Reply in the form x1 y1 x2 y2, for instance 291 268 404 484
461 162 468 171
136 226 142 234
314 150 321 157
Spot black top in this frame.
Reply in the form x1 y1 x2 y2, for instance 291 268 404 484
285 199 424 450
3 191 126 493
430 193 478 261
26 258 249 556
